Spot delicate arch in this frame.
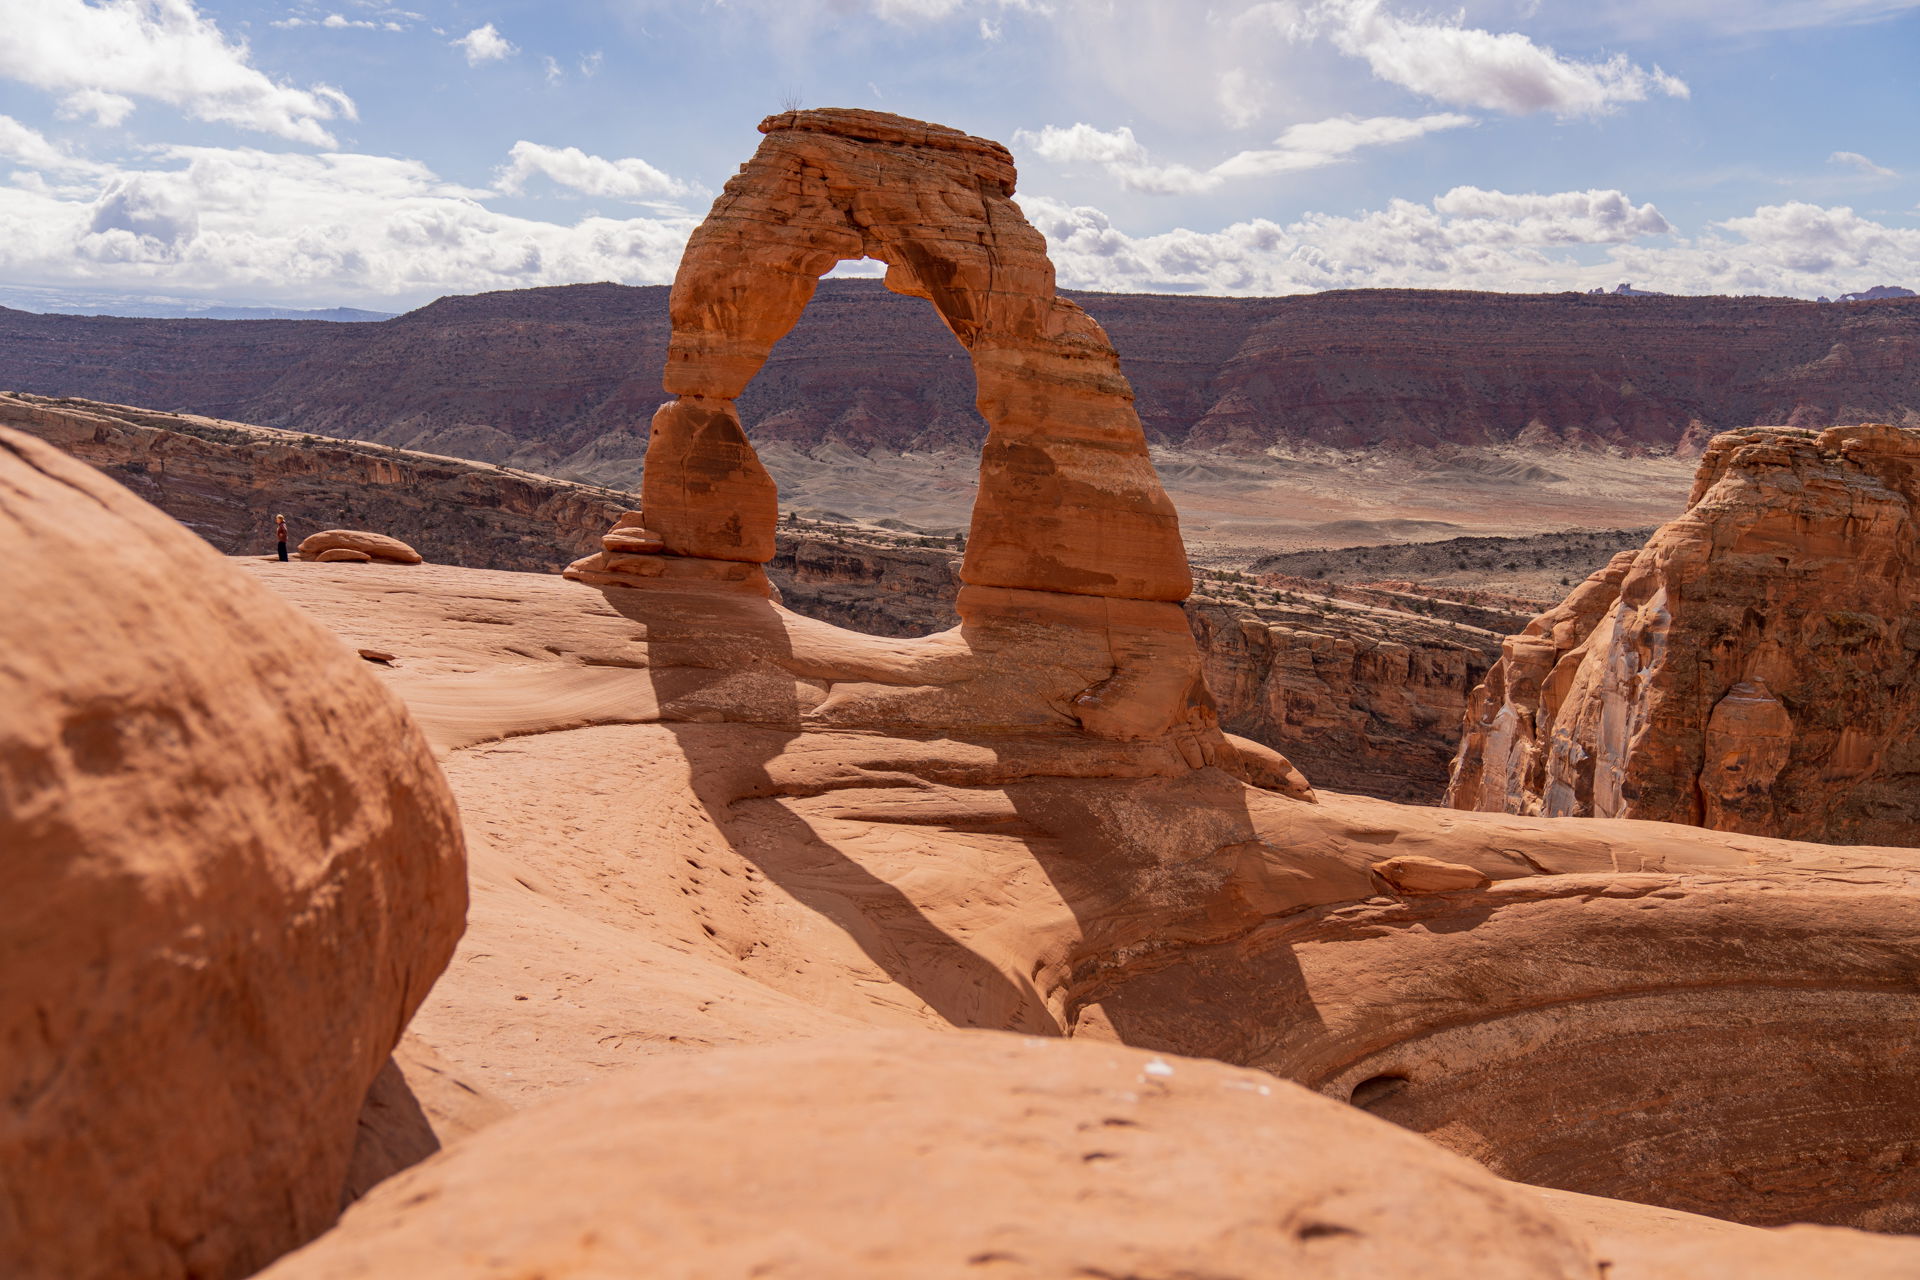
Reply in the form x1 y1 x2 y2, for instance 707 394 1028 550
639 108 1191 604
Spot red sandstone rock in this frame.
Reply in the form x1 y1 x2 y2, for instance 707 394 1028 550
260 1032 1599 1280
299 528 424 564
563 109 1224 766
1447 422 1920 845
317 547 373 562
572 107 1189 603
1371 855 1491 893
1217 732 1316 800
0 427 467 1278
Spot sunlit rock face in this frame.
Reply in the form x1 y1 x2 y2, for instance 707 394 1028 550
0 426 467 1279
1447 421 1920 847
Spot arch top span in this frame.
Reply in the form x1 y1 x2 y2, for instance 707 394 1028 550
609 107 1192 604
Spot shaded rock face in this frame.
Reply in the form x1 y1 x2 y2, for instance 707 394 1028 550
1447 422 1920 845
0 427 468 1279
769 530 1510 802
0 392 629 570
1189 596 1503 803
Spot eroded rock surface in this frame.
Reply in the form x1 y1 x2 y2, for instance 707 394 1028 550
261 1032 1600 1280
0 427 467 1279
1448 422 1920 844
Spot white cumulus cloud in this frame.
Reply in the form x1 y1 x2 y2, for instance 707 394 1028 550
0 116 108 174
1307 0 1690 116
0 142 699 307
57 89 138 128
1017 113 1474 195
1017 188 1920 300
454 23 516 65
0 0 355 146
494 142 701 203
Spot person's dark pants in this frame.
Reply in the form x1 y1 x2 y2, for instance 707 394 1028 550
277 541 289 562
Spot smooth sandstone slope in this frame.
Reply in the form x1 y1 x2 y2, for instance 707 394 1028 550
0 427 468 1280
261 1031 1603 1280
1449 421 1920 844
244 554 1920 1242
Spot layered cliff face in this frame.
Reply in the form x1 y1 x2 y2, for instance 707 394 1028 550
1191 597 1507 803
1448 422 1920 845
2 282 1914 470
0 392 629 571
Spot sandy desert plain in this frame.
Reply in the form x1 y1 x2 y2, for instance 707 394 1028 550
7 106 1920 1280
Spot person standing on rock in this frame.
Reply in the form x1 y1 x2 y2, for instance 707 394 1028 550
275 514 290 562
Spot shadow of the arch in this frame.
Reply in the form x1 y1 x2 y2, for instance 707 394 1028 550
593 581 1058 1033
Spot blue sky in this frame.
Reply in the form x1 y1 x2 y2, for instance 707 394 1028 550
0 0 1915 310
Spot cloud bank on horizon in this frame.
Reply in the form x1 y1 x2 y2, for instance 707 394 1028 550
0 0 1914 311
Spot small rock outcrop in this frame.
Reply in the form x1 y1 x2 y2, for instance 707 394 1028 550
317 547 373 563
298 529 423 564
1447 422 1920 844
0 426 468 1278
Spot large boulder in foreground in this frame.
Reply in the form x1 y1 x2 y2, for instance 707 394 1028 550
0 427 468 1279
1447 422 1920 845
261 1031 1597 1279
297 528 424 564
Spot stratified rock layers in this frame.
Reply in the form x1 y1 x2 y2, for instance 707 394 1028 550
587 108 1189 602
1447 422 1920 844
0 426 468 1278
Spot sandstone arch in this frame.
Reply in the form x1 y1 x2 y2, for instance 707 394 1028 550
601 108 1190 604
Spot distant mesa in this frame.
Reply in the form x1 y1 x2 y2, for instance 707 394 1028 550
3 274 1916 476
1829 284 1917 303
1586 281 1666 296
0 285 393 322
